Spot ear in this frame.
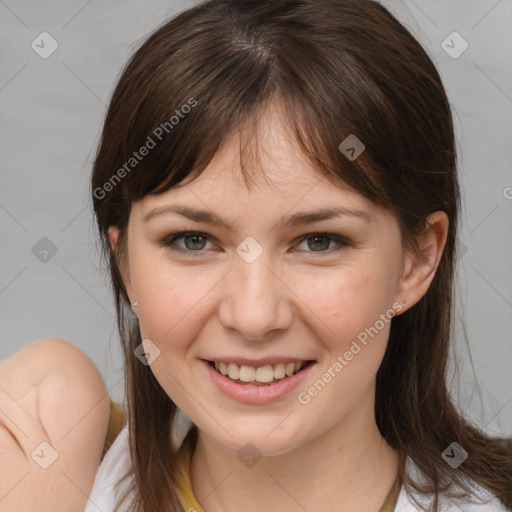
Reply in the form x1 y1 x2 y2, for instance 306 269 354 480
394 211 449 314
108 226 135 303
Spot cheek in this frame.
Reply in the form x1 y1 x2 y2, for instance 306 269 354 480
137 279 204 344
131 252 221 353
299 263 397 339
131 262 213 405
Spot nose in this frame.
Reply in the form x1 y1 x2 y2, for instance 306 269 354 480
218 249 294 341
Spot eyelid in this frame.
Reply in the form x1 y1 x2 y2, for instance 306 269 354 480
159 230 350 256
159 231 216 255
293 232 350 253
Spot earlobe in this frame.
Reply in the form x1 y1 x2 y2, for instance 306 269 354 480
107 226 135 304
394 211 449 314
108 226 120 253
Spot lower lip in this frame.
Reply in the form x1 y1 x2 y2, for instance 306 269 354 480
201 360 315 405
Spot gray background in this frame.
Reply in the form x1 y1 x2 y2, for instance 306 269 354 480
0 0 511 436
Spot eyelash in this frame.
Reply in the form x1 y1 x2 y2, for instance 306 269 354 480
159 231 350 257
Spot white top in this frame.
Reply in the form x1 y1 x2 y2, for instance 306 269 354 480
84 423 509 512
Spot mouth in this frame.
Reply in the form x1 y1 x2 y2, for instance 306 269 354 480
205 360 315 386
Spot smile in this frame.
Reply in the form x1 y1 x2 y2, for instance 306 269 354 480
207 360 312 385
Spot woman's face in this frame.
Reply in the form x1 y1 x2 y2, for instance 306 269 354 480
114 108 423 457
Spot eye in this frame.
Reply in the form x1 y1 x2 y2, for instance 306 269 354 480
294 233 349 254
160 231 214 255
160 231 349 256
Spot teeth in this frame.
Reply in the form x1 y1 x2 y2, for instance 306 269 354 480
212 360 307 383
255 365 274 383
228 363 239 380
273 363 286 379
239 365 256 382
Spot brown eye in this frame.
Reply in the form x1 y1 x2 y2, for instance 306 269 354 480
295 233 349 254
307 235 331 251
160 231 213 254
182 233 207 250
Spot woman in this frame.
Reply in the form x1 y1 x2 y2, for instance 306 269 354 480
85 0 512 511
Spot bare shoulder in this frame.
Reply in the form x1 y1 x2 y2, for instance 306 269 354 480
1 337 105 394
0 338 111 511
0 337 110 441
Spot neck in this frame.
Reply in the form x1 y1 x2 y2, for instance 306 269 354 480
189 390 400 512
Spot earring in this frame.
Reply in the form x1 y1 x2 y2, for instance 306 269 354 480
131 300 138 309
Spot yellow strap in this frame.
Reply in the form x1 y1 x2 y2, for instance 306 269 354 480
175 432 205 512
102 399 126 460
175 435 400 512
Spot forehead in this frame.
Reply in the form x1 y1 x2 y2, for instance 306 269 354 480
133 100 397 233
140 105 370 212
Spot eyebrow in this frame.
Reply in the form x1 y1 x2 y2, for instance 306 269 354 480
143 205 372 229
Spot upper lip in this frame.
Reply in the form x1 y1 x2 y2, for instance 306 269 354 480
202 357 314 366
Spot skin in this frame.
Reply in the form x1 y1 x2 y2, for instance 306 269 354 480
0 338 110 512
109 103 448 512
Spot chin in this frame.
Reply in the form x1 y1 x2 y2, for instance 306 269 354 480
203 418 311 458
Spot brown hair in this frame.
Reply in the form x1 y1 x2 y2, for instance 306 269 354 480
91 0 512 510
